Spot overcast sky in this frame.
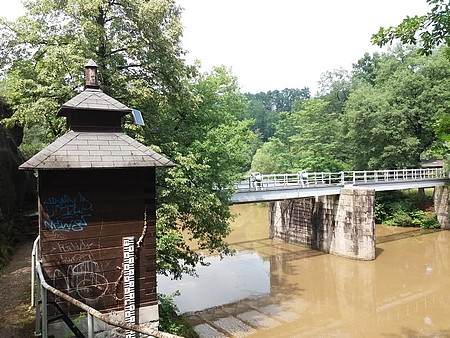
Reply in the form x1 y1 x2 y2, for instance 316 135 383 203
2 0 432 94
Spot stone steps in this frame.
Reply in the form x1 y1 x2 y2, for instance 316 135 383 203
186 297 297 338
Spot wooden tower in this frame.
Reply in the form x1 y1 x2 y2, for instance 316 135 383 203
20 60 174 332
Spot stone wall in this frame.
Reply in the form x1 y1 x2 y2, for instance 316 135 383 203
269 198 315 246
269 187 376 260
434 185 450 230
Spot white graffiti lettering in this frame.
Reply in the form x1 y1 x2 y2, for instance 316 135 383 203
55 240 95 253
53 259 108 304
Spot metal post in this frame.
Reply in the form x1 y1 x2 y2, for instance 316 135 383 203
35 274 41 336
88 312 94 338
31 249 35 307
42 287 48 338
31 236 40 308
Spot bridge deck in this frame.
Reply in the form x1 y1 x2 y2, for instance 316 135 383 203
230 168 449 204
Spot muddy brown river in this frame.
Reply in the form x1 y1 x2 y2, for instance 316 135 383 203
158 204 450 337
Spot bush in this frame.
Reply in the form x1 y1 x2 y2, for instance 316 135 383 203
377 189 440 228
384 210 412 227
158 291 198 338
410 210 440 229
375 191 408 223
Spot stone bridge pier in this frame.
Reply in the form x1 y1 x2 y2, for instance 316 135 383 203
269 187 376 260
434 185 450 230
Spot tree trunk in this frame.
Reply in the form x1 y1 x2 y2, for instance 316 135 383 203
418 187 425 201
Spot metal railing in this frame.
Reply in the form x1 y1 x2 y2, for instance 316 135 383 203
31 236 183 338
234 168 447 191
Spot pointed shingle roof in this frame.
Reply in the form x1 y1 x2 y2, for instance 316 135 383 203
19 131 175 170
20 59 175 170
58 88 131 116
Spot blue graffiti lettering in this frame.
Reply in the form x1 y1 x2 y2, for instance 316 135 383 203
43 192 93 232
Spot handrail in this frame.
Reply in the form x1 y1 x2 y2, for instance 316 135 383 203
236 168 448 192
32 236 183 338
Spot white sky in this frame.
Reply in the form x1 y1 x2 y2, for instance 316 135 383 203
2 0 432 94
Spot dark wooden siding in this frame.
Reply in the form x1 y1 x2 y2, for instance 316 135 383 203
39 168 157 314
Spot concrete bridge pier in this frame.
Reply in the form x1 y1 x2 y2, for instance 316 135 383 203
269 187 376 260
434 185 450 230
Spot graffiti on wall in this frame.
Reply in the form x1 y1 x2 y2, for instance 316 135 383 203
43 192 93 232
53 258 109 304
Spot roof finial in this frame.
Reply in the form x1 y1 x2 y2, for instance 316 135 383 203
85 59 99 89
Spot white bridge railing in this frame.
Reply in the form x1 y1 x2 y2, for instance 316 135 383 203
234 168 448 191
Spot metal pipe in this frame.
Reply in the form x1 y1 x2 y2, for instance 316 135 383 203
35 271 41 336
42 287 48 338
88 312 94 338
35 259 182 338
31 239 36 307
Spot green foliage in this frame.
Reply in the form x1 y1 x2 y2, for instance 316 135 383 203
384 210 412 227
155 67 253 278
352 52 382 86
317 68 352 115
410 210 440 228
289 99 346 172
157 292 199 338
376 190 440 229
18 124 51 159
243 88 310 141
0 0 191 137
371 0 447 56
250 141 284 174
342 46 449 169
0 1 255 279
250 98 346 174
64 312 86 338
375 191 407 223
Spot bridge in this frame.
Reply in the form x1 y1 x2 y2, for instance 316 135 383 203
231 168 450 204
230 168 450 263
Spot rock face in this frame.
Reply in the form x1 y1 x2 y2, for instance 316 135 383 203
0 99 36 221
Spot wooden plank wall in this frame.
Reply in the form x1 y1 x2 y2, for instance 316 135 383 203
38 168 157 315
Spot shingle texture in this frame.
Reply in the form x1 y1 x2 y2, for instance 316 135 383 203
19 131 175 169
58 88 131 114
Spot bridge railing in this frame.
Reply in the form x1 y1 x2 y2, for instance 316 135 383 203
349 168 447 184
235 168 447 191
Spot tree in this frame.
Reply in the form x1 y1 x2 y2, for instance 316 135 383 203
0 0 193 138
250 99 346 174
371 0 445 56
289 99 346 172
0 0 254 279
243 88 310 142
316 68 352 115
155 66 254 278
371 1 450 149
342 46 450 169
352 52 382 86
243 94 278 142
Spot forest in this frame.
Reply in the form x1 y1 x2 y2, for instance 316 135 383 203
1 0 450 281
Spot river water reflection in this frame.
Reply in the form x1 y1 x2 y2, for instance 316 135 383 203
157 204 450 337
